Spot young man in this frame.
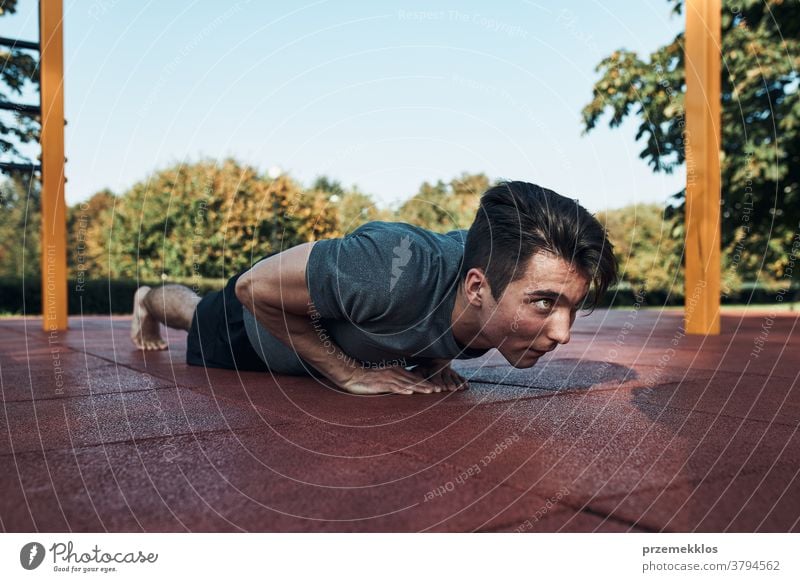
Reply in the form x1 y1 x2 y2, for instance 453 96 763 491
130 181 618 396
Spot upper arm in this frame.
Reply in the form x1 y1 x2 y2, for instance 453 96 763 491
235 241 316 316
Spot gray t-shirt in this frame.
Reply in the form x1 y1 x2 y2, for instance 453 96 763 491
242 220 488 376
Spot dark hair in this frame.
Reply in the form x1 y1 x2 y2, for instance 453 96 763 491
461 181 618 310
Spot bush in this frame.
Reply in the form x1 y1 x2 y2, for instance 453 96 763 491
0 277 224 315
2 276 796 316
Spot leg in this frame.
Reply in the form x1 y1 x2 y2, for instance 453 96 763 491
131 284 201 350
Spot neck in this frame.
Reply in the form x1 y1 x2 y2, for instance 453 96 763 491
451 282 492 350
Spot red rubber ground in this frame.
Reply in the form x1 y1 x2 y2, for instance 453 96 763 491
1 309 798 532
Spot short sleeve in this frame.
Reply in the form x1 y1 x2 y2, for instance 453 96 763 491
305 225 404 323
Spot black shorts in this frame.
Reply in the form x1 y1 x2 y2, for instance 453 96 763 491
185 268 270 372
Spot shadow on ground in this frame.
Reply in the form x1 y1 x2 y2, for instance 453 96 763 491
457 358 637 392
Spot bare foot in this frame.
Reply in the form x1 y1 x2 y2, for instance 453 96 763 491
131 286 167 351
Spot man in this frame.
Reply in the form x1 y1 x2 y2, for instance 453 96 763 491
130 181 618 396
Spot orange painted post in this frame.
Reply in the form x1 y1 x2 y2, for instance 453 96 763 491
684 0 721 335
39 0 68 331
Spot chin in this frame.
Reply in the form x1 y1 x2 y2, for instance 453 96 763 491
512 361 539 369
508 354 541 369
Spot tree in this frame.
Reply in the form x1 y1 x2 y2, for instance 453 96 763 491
597 204 683 294
582 0 799 283
0 0 40 170
0 175 40 277
0 3 44 292
311 175 345 198
67 160 350 281
396 172 491 231
334 186 385 233
285 177 339 243
67 189 115 279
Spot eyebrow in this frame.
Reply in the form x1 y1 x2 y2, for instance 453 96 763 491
525 289 560 299
525 289 589 309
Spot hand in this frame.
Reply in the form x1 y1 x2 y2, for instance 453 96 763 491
338 365 443 396
411 359 470 393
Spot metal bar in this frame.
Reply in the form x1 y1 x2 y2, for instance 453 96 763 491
0 161 41 172
40 0 68 331
684 0 722 335
0 36 40 51
0 101 41 115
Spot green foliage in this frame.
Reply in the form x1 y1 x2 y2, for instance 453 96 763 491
335 186 387 231
0 0 40 169
2 156 791 312
97 159 328 279
396 172 491 231
67 188 114 279
582 0 799 284
0 159 753 301
311 175 345 197
3 151 786 315
0 276 223 315
0 176 40 277
597 204 684 294
52 165 493 285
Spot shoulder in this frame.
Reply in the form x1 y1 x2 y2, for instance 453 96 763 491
305 221 464 322
348 221 467 253
349 220 435 242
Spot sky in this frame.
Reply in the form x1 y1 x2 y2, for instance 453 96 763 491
0 0 685 212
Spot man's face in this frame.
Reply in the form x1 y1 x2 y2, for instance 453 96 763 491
478 252 591 368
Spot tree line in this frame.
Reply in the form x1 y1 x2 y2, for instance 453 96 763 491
1 163 494 282
0 160 776 301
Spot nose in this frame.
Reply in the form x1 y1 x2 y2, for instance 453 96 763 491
546 310 572 345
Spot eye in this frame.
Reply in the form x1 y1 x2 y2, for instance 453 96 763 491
532 298 554 311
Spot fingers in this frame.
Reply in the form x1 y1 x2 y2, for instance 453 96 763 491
340 367 441 396
349 366 463 396
428 370 466 393
418 368 454 393
446 371 461 391
409 365 467 393
446 369 469 391
401 369 441 394
389 382 432 395
394 372 438 395
435 370 455 392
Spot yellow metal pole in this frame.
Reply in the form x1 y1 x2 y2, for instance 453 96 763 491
39 0 67 331
684 0 721 335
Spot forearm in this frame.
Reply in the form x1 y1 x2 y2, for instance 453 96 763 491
250 300 359 387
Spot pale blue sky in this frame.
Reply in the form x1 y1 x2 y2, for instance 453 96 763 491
1 0 684 212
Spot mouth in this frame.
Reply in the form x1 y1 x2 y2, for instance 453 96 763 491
526 346 555 357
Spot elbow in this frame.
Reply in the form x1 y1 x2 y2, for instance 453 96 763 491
235 269 278 316
234 271 253 308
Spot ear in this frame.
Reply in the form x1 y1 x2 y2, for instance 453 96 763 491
463 267 488 307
